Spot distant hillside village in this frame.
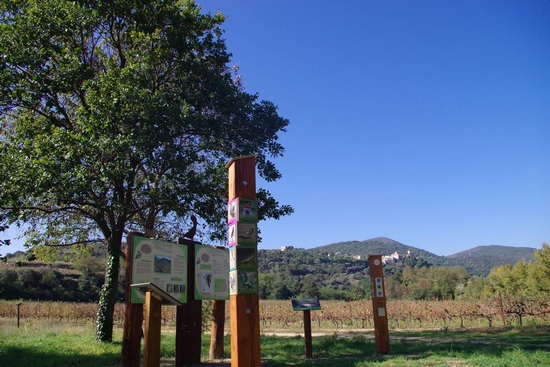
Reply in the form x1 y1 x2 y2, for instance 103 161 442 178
280 245 416 264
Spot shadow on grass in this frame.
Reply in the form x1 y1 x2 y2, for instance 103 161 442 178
0 345 121 367
259 328 550 367
2 327 549 366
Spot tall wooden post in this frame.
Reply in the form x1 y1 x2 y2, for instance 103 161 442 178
227 155 261 367
369 255 390 354
176 239 202 366
122 233 144 367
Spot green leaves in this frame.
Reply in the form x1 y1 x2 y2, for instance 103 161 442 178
1 0 292 340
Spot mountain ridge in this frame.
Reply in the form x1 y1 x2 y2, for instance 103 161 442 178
305 237 537 276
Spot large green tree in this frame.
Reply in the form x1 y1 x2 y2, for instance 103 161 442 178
0 0 292 342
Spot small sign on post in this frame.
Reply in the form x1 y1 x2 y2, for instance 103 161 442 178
369 255 390 354
291 299 322 358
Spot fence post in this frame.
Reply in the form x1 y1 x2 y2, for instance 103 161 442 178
16 302 22 328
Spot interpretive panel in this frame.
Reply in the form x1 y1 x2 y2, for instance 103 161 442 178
130 236 188 304
291 299 322 311
194 245 229 300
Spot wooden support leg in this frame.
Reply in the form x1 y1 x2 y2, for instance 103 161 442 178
303 310 313 358
144 290 162 367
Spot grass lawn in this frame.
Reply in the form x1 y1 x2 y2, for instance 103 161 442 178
1 319 549 366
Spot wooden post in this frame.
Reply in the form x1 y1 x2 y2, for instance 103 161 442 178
227 155 261 367
230 293 261 366
303 310 313 358
143 290 162 367
209 299 226 360
16 302 22 328
122 233 144 367
175 239 202 366
369 255 390 354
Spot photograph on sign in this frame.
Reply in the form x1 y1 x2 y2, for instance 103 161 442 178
194 245 229 300
228 223 237 247
229 269 258 295
228 198 258 223
229 246 257 270
130 236 187 304
229 247 236 270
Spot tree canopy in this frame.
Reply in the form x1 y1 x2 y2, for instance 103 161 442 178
0 0 292 341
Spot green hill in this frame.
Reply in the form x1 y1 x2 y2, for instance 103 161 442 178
444 245 536 276
308 237 444 261
306 237 537 277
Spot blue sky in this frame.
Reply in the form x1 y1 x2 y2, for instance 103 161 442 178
3 1 549 257
200 0 549 256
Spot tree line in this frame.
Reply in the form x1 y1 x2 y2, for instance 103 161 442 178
2 243 548 304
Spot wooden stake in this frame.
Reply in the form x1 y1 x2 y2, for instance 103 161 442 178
303 310 313 358
143 290 162 367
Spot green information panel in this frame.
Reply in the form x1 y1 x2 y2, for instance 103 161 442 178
194 245 229 300
130 236 187 304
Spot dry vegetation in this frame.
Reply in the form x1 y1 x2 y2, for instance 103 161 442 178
2 298 549 332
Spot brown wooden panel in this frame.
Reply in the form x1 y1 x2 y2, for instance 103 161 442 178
227 155 257 200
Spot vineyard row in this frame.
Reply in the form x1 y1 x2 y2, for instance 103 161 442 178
1 298 549 330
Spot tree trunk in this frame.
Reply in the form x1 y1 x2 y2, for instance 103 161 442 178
96 241 121 342
209 300 226 360
122 233 144 366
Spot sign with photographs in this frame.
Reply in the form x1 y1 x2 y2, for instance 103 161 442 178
228 198 258 223
229 246 257 271
228 221 257 247
194 245 230 300
130 236 188 304
229 269 258 295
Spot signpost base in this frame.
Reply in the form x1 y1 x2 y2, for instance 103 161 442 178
230 294 261 367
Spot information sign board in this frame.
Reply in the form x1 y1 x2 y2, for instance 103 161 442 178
291 299 322 311
130 236 188 304
194 245 229 300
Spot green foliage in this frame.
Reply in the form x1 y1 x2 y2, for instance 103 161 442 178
258 248 372 300
0 0 292 341
0 265 104 301
445 245 536 276
400 266 470 300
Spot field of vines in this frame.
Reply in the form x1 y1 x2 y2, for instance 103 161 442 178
1 298 549 331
